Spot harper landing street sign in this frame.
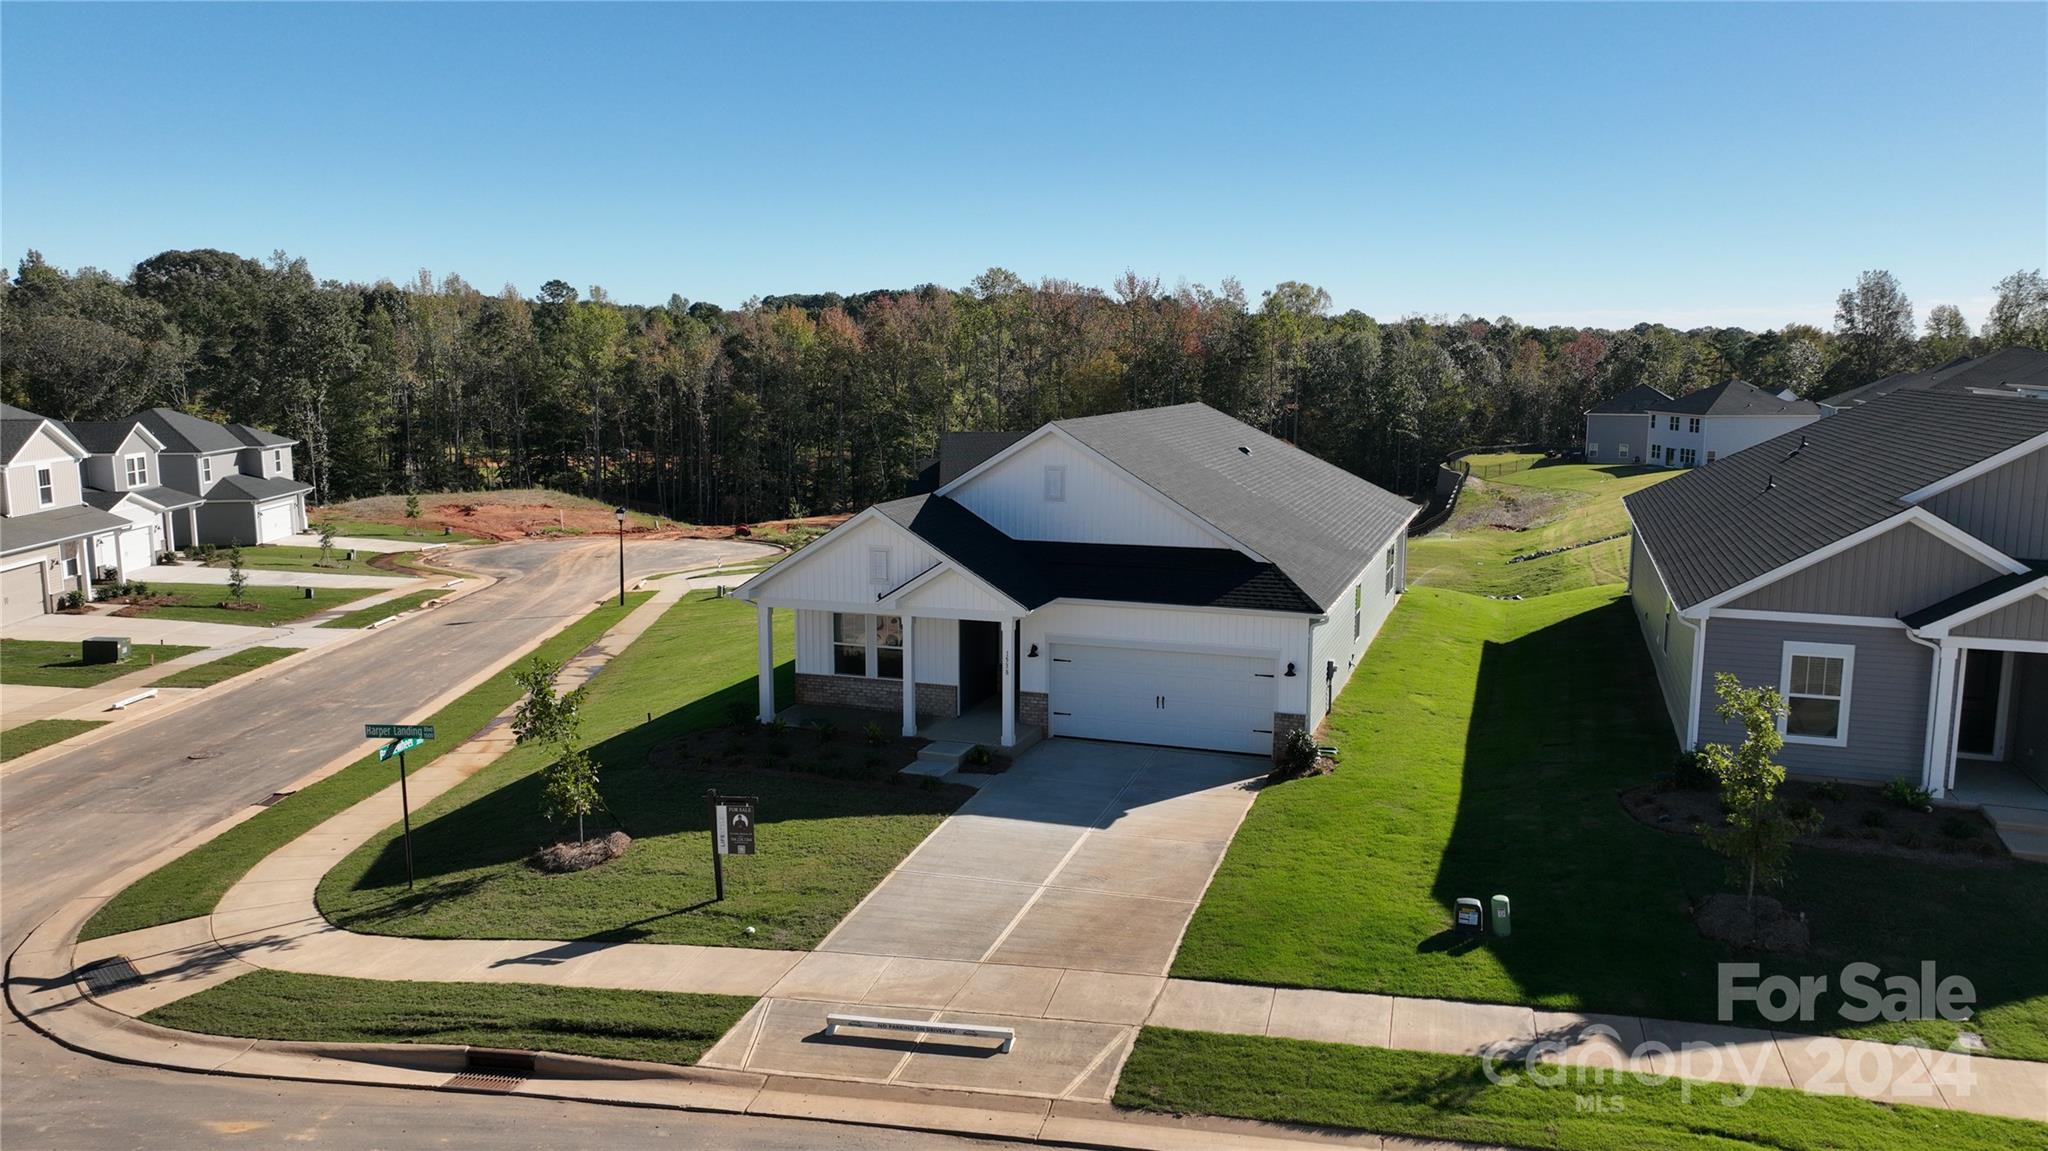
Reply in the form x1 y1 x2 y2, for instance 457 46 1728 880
365 724 435 741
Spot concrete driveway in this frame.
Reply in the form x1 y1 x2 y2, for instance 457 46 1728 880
702 739 1266 1099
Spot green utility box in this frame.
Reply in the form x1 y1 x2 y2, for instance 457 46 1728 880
1491 894 1512 937
81 636 131 665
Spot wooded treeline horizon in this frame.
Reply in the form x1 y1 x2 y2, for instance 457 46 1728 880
4 249 2044 521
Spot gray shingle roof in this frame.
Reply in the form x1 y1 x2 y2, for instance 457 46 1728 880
1652 379 1820 417
1588 384 1673 414
0 505 131 556
938 432 1026 486
64 418 149 454
872 493 1321 613
1899 564 2048 630
132 484 205 509
1625 392 2048 610
205 474 312 502
229 423 295 448
3 404 73 465
1821 347 2048 409
1047 403 1417 610
136 408 250 454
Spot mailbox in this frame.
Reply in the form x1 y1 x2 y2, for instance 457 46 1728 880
1491 894 1512 937
1453 897 1484 935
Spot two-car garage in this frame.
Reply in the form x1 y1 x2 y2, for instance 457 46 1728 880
1046 642 1277 756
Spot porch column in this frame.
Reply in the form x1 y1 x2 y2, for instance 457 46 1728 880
80 537 96 602
1000 617 1017 748
901 615 918 737
755 603 775 724
1926 644 1961 796
187 506 200 549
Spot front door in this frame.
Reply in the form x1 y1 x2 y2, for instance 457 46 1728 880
958 620 1002 710
1957 649 2008 759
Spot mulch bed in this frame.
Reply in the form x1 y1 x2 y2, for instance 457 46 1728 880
651 719 971 797
1622 777 2008 866
1695 893 1811 953
531 831 632 873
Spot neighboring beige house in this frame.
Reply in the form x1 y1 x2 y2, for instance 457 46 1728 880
1 403 129 625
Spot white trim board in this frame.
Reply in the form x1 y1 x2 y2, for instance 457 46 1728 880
1710 608 1907 629
1912 582 2048 638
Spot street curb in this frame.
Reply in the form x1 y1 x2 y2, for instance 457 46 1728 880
0 564 496 777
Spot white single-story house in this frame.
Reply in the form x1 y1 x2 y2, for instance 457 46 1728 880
739 402 1419 759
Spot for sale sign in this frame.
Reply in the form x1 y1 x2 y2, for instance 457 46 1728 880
715 799 757 855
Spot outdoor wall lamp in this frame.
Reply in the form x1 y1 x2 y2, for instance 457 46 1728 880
1027 644 1039 658
1283 662 1296 677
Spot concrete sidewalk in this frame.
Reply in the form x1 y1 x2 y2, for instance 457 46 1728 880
130 563 418 589
279 532 429 553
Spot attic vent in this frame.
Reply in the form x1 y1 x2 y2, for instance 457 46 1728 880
1764 473 1776 493
1237 445 1252 456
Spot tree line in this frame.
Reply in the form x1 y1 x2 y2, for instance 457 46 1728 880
4 250 2044 518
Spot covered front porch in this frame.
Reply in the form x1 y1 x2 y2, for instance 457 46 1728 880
1916 576 2048 860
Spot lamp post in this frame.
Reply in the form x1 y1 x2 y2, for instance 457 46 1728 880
615 506 627 606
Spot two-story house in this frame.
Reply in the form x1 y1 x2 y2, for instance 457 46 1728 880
739 402 1418 760
1643 380 1824 468
1624 390 2048 853
1 404 130 624
1583 384 1673 465
133 408 310 546
64 418 205 577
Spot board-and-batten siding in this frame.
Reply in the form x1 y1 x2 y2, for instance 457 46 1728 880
1022 601 1310 716
794 608 961 686
1697 616 1930 784
752 515 944 606
1955 593 2048 641
1920 445 2048 560
1725 520 2004 617
1307 538 1404 730
946 433 1229 550
1629 534 1697 742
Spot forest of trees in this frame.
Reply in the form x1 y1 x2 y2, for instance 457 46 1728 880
4 250 2045 521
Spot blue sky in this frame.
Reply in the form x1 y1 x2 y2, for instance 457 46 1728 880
4 3 2043 329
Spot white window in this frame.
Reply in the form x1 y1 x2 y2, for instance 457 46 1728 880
869 547 891 586
1618 442 1630 458
1044 465 1065 502
62 555 80 578
272 449 283 472
1677 448 1698 466
1651 444 1663 460
831 612 903 679
1354 583 1363 638
1587 442 1599 457
1705 450 1717 464
200 457 214 483
1780 642 1853 746
1668 416 1679 431
1688 417 1702 434
1383 544 1397 596
124 454 149 487
832 613 868 676
36 467 54 506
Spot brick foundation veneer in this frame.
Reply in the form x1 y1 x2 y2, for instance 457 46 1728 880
795 673 956 718
1019 691 1048 729
1270 712 1307 762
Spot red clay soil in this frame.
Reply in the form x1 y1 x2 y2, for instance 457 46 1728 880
324 493 847 544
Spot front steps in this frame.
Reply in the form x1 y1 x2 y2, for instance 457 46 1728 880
1981 805 2048 863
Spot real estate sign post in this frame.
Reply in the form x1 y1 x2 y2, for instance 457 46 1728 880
706 790 758 901
368 724 437 889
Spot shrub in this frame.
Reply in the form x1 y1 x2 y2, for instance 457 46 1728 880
1271 729 1319 781
1671 748 1715 791
1783 798 1820 824
58 590 85 611
963 744 994 768
1810 779 1846 802
1880 777 1933 810
811 720 838 743
1940 815 1979 840
863 722 886 746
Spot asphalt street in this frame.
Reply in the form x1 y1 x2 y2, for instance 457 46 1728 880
0 537 1002 1149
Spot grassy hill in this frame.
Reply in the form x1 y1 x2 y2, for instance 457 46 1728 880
1405 461 1675 597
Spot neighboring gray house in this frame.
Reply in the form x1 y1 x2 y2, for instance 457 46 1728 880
1 404 128 624
1819 346 2048 412
1643 380 1824 468
133 408 310 546
741 403 1417 760
1583 384 1672 465
1624 391 2048 850
65 417 205 574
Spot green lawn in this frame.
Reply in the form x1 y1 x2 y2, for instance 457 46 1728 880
1118 1028 2043 1151
0 719 106 761
150 646 296 689
1174 586 2048 1059
308 517 483 544
318 589 444 629
115 583 378 626
79 593 653 941
194 544 388 577
143 970 751 1067
1407 462 1673 598
1 638 204 688
317 592 958 951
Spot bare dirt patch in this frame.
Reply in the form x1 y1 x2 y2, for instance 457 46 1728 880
1695 893 1810 953
318 489 847 545
1438 478 1576 535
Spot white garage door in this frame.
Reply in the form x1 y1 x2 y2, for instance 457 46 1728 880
3 563 48 626
256 501 294 543
117 525 154 573
1048 643 1276 755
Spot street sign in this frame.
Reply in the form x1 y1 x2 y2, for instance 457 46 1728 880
378 736 424 761
715 799 757 856
366 723 435 741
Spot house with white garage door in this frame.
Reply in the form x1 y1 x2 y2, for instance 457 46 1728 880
131 408 310 546
739 402 1418 760
65 417 205 576
1 403 132 624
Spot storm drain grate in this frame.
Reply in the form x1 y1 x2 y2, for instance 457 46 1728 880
255 790 296 807
444 1072 524 1094
77 956 145 995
